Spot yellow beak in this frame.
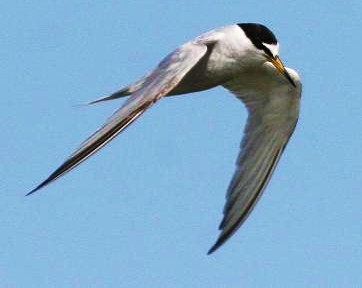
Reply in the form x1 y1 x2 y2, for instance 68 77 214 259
269 56 296 87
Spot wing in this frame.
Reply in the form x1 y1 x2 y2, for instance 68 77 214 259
27 41 210 195
86 27 224 105
208 80 301 254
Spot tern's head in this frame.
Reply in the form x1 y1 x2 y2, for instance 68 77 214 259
238 23 296 87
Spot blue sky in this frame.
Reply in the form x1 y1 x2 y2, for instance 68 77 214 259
2 1 362 287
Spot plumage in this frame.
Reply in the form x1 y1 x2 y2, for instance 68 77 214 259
28 23 301 254
208 63 300 253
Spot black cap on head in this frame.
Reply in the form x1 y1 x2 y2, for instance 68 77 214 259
237 23 277 56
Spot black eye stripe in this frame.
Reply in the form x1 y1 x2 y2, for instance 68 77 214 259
262 45 274 57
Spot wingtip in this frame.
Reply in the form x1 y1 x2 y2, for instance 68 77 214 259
26 177 53 196
207 238 223 255
207 246 217 255
25 184 43 196
25 188 37 196
86 98 103 105
207 227 236 255
87 89 130 105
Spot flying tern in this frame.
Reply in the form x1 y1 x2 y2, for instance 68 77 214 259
28 23 301 254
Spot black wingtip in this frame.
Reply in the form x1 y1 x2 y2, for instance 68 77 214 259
26 177 54 196
207 227 237 255
207 238 224 255
207 246 217 255
26 188 39 197
26 183 45 196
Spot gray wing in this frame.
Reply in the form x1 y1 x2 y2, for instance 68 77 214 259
28 41 209 195
208 83 301 254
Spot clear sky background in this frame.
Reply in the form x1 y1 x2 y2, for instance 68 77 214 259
2 1 362 287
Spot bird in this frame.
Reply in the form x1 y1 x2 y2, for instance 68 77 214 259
28 23 301 254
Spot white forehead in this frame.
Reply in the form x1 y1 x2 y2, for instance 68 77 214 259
263 43 279 57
